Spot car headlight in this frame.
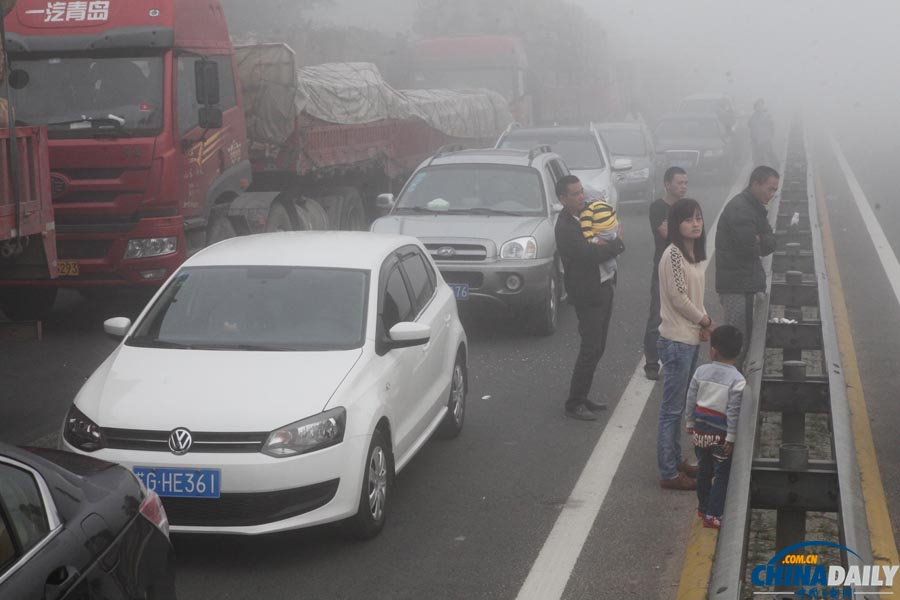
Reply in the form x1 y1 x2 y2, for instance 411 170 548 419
704 148 725 158
619 167 650 181
500 236 538 259
63 405 106 452
262 407 346 458
124 237 178 259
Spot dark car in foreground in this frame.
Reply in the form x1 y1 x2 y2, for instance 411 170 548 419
653 112 738 181
0 444 175 599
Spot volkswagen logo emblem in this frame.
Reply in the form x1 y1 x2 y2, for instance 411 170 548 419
168 428 193 455
437 246 456 258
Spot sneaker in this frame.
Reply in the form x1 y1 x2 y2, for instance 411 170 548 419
644 363 660 380
702 515 722 529
585 400 608 412
564 405 598 421
660 473 697 491
678 461 699 478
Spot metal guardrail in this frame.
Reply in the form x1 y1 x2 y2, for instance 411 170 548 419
709 122 876 598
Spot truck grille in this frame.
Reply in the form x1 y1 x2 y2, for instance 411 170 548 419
103 429 269 453
425 243 488 262
56 240 113 260
440 272 484 289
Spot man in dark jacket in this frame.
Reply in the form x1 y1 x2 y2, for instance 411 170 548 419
715 166 779 370
555 175 626 420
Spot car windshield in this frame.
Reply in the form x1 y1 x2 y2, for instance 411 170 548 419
499 136 605 170
598 129 646 156
394 165 546 215
679 99 722 113
10 55 164 137
127 266 369 352
655 118 721 140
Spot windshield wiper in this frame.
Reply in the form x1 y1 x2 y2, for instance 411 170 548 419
393 206 443 214
126 338 195 349
185 343 297 352
46 115 131 137
447 208 524 216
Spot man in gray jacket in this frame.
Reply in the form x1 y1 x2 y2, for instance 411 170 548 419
715 166 779 370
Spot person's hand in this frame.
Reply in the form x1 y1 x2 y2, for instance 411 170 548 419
699 314 713 329
724 441 734 456
590 236 608 246
699 328 710 342
658 221 668 239
617 222 624 241
686 427 694 436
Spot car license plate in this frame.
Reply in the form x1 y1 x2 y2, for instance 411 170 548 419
133 467 221 498
58 260 80 276
449 283 469 300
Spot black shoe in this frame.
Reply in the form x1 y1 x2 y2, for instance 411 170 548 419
644 363 660 380
585 400 608 412
564 405 598 421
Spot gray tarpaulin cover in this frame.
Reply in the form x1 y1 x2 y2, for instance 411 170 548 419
236 43 512 145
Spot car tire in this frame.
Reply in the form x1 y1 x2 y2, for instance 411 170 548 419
436 352 466 440
0 287 57 322
326 187 368 231
342 427 392 540
531 269 559 336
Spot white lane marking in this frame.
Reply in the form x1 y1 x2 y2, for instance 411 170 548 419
828 132 900 311
515 166 749 600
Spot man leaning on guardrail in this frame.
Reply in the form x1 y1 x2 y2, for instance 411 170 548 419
714 166 779 370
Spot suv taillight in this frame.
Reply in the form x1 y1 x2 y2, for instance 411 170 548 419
139 488 170 539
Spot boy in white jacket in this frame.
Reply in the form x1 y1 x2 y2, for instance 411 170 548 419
685 325 746 529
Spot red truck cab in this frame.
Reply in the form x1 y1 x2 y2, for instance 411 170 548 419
2 0 248 315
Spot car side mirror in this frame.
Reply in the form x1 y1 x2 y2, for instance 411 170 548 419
103 317 132 339
376 193 396 212
198 107 223 129
387 322 430 349
612 158 633 172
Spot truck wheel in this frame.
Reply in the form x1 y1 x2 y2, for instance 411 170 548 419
531 270 559 336
206 214 237 246
264 202 297 233
299 199 328 230
327 187 367 231
0 288 57 322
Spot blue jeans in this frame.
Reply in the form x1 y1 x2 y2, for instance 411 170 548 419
656 337 699 480
695 445 733 518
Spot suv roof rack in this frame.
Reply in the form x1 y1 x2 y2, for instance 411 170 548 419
527 145 553 162
429 144 467 165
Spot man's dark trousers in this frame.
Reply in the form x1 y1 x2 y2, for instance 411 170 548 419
567 280 615 410
642 263 661 365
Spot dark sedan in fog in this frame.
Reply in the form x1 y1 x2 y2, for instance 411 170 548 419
0 444 176 599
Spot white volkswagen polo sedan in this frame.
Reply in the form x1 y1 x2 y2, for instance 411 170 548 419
61 232 468 538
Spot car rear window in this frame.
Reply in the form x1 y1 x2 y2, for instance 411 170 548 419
656 118 720 140
128 266 369 351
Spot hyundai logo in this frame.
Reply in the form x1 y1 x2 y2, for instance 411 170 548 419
168 428 193 455
436 246 456 258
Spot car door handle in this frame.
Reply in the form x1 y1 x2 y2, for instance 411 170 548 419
45 566 81 600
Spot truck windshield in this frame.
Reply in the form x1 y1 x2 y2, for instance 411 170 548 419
11 55 164 137
411 68 516 100
499 136 605 170
127 266 369 352
395 165 546 216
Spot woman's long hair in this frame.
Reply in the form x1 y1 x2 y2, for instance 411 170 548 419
667 198 707 264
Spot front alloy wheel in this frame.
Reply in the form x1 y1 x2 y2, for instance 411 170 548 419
343 428 392 540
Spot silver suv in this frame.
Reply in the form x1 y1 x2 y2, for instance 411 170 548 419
371 146 566 335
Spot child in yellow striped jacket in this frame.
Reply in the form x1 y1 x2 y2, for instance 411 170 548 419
579 200 620 277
